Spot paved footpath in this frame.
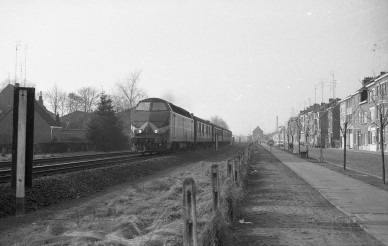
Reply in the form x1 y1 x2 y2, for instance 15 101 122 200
267 145 388 245
233 144 388 245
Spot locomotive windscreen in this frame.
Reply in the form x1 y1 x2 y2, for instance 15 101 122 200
136 101 168 111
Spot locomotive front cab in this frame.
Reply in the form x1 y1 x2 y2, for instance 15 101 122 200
131 99 171 154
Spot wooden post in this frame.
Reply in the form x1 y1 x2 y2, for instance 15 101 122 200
211 165 220 212
227 159 233 179
11 87 35 217
234 156 239 183
1 147 5 157
183 178 198 246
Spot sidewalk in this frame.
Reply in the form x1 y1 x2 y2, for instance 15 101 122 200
233 144 388 245
265 144 388 245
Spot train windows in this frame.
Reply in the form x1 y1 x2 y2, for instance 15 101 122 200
136 102 151 111
152 102 168 111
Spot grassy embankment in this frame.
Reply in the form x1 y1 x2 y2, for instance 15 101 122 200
1 147 249 246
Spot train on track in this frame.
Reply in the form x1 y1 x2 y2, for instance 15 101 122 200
131 98 232 154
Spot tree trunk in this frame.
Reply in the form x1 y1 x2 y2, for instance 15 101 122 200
343 130 347 170
298 134 301 154
380 115 386 184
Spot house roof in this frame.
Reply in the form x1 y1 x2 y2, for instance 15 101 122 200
0 84 60 127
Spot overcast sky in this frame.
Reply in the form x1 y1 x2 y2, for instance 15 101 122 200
1 0 388 135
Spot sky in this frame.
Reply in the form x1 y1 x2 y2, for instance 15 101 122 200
1 0 388 135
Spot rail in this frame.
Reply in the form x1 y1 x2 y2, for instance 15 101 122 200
0 152 150 183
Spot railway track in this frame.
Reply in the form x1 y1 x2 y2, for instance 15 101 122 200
0 151 155 183
0 151 133 169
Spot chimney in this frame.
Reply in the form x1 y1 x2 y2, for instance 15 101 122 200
329 98 333 103
38 91 44 106
15 83 19 87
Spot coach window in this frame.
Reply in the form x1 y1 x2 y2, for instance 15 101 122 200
173 114 176 137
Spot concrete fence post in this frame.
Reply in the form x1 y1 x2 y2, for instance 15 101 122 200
183 178 198 246
211 164 220 212
227 159 233 180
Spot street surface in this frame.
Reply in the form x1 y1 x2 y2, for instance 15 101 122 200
307 147 388 179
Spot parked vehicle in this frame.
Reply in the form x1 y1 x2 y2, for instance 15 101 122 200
275 140 284 148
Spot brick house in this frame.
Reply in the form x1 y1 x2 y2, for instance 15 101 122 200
0 84 62 146
327 99 341 148
339 72 388 151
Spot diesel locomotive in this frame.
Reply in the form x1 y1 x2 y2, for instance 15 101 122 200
131 98 232 154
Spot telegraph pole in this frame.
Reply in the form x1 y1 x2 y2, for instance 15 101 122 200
320 80 325 103
314 85 318 104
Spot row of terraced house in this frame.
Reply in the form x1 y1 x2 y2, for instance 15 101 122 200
278 71 388 152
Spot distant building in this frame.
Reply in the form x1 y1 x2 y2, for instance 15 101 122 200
0 84 62 145
252 126 263 142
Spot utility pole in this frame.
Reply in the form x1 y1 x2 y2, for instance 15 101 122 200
314 85 318 104
320 80 325 103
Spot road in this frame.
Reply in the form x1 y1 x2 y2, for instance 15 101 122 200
305 147 388 179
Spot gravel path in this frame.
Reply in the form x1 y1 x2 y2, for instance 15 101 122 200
232 144 384 246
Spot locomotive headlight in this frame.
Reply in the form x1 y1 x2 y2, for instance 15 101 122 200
138 129 142 134
154 130 159 134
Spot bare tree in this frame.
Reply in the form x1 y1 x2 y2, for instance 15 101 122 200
66 92 82 114
286 119 294 150
45 85 67 115
210 116 229 130
78 87 100 113
115 71 147 111
57 91 68 116
339 96 358 171
292 116 303 154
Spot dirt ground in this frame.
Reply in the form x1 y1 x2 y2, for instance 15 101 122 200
0 146 242 245
232 144 384 246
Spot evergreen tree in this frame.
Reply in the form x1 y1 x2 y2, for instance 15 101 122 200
86 93 128 151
